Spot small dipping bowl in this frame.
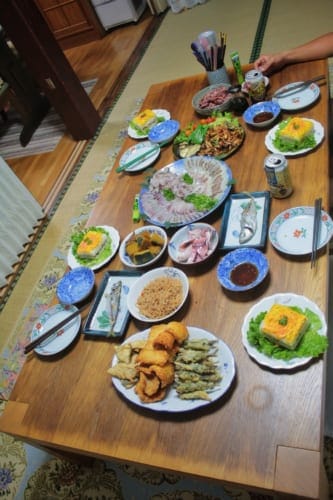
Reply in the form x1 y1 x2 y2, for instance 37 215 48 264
243 100 281 128
148 119 180 144
56 266 95 304
217 248 269 292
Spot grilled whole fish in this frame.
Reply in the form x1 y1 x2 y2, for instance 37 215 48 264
239 194 257 244
108 280 122 337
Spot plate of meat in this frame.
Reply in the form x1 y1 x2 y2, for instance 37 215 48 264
168 222 219 264
192 83 233 116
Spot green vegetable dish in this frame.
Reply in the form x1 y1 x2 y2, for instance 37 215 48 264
247 306 328 361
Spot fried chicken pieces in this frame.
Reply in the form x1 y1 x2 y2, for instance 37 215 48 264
108 321 189 404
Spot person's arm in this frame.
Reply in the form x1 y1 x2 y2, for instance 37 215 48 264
254 32 333 74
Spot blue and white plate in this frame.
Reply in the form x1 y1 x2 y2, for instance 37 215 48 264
217 247 269 292
111 326 236 412
57 267 95 305
148 119 180 143
31 304 81 356
119 141 160 172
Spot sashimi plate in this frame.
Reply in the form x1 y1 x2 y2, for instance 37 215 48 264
241 293 327 370
110 327 236 412
138 156 233 227
269 206 333 255
265 118 324 156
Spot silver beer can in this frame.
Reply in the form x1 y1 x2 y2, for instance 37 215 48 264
264 153 293 198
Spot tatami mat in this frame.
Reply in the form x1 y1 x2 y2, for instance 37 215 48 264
260 0 333 54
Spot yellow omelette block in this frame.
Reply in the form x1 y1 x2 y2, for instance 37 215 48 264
132 109 157 130
77 230 106 259
260 304 309 350
279 117 313 142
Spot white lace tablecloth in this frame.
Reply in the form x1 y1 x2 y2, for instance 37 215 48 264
0 156 44 287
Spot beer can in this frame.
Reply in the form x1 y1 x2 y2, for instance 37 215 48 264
244 69 266 101
264 153 293 198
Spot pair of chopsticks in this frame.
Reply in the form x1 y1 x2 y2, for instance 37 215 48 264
311 197 322 269
116 140 169 173
272 74 326 99
24 305 86 354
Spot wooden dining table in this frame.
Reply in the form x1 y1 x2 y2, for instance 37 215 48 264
0 59 331 499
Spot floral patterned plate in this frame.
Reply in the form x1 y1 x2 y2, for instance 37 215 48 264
269 206 333 255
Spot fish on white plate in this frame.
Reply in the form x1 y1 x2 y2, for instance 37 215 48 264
107 280 122 337
239 193 257 244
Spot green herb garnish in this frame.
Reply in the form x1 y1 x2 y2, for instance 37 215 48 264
163 188 175 201
182 173 193 184
184 193 217 211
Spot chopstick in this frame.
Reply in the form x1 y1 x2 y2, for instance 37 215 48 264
311 197 322 268
24 305 86 354
116 144 160 173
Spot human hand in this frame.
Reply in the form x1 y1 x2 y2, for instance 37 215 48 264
254 54 285 75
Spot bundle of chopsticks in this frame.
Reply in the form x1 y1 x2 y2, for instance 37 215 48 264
191 31 227 72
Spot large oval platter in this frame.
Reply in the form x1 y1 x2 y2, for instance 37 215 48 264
138 156 232 227
110 326 236 412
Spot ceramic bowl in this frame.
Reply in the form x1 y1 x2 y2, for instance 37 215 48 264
119 225 167 269
127 266 189 323
148 120 180 143
217 248 269 292
192 83 233 116
56 266 95 304
168 222 218 265
243 100 281 128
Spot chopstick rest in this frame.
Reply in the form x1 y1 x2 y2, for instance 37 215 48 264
24 305 86 354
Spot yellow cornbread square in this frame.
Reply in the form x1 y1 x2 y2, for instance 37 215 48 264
261 304 308 350
77 230 106 258
279 117 313 142
132 109 156 128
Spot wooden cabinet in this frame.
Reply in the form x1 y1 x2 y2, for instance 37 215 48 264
34 0 105 49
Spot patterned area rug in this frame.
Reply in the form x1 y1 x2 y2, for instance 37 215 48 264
0 80 97 159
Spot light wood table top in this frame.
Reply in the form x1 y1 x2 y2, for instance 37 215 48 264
0 59 330 499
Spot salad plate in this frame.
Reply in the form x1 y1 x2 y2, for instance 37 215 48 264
110 326 236 412
118 141 160 172
272 81 320 111
241 293 327 370
128 109 170 139
67 225 120 271
31 304 81 356
265 118 324 156
269 206 333 255
138 156 232 227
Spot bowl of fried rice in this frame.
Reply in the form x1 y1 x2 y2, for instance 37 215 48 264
127 267 189 323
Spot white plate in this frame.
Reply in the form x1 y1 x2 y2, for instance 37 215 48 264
119 141 160 172
272 81 320 110
168 222 218 265
31 304 81 356
68 225 120 271
119 225 167 269
241 293 327 370
111 326 236 412
128 109 171 139
127 266 189 323
269 206 333 255
265 118 324 156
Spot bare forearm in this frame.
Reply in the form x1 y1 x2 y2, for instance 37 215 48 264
283 32 333 64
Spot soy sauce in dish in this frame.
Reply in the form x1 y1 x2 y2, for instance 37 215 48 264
230 262 258 286
253 111 274 123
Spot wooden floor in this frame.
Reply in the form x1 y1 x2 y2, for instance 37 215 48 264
5 8 160 213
